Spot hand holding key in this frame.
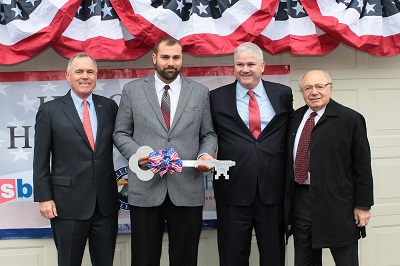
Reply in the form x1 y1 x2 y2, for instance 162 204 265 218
128 146 235 181
181 160 236 180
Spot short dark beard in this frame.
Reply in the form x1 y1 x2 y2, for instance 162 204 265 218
155 64 181 81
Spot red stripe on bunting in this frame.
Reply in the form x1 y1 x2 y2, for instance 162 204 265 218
110 0 279 55
0 66 290 82
254 33 340 55
302 0 400 56
0 1 81 65
52 35 152 61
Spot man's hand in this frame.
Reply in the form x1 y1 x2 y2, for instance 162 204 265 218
354 208 371 227
196 154 214 172
138 155 150 167
39 200 58 219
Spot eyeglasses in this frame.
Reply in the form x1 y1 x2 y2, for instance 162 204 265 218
302 83 332 93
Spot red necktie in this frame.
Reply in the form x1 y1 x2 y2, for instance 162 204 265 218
161 85 171 131
248 90 261 138
82 99 95 151
294 112 317 184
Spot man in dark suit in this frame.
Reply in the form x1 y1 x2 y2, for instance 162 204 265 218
284 70 374 265
33 52 119 266
210 42 293 266
113 37 217 266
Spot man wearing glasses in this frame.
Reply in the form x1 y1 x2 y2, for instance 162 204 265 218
284 70 374 265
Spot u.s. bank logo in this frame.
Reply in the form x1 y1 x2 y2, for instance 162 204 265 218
115 166 130 211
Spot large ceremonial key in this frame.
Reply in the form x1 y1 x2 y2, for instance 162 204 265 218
181 160 235 180
129 146 235 181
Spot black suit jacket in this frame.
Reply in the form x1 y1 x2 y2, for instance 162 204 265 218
33 91 119 219
210 80 293 206
284 99 374 248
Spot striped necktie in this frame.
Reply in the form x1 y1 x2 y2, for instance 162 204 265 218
161 85 171 131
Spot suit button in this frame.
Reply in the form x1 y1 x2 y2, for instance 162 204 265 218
167 138 171 142
252 163 257 167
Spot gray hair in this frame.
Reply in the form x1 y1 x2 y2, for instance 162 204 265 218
66 52 98 72
298 70 333 89
234 42 263 63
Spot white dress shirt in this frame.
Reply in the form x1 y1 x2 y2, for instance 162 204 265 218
155 73 182 126
293 107 325 184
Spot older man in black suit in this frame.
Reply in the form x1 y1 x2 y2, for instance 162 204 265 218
33 52 119 266
285 70 374 266
210 42 293 266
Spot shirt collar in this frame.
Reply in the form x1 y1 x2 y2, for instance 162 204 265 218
305 105 326 117
155 72 182 94
236 80 264 99
70 90 94 109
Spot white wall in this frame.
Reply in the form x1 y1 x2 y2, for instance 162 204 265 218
0 43 399 265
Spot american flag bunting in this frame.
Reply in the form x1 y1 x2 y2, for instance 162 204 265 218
1 0 400 64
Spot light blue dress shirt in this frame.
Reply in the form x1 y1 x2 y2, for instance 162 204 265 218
70 90 98 143
236 81 275 131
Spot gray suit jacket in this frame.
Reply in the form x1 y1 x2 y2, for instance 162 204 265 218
113 73 217 207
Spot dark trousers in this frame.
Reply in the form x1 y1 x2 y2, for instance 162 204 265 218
130 193 203 266
293 183 359 266
50 204 118 266
216 189 285 266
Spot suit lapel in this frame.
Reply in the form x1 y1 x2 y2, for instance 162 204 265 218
288 106 307 156
315 99 340 127
224 82 254 138
93 95 103 151
171 76 192 131
258 80 280 139
288 100 339 153
264 80 280 113
143 74 170 131
61 92 93 151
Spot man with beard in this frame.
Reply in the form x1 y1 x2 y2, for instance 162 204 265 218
113 37 217 266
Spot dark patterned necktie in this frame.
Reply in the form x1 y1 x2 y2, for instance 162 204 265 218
161 85 171 131
294 112 317 184
248 90 261 138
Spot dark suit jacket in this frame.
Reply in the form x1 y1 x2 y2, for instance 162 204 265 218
210 80 293 206
284 99 374 248
33 91 120 220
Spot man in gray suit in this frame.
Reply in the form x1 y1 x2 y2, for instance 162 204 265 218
113 37 217 266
